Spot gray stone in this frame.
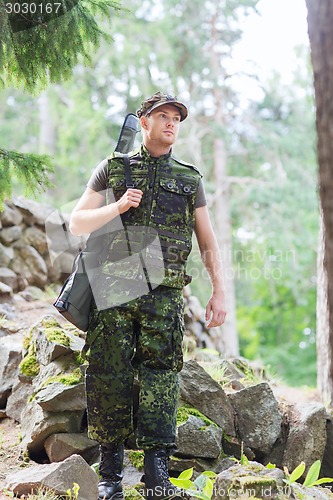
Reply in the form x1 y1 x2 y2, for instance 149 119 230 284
321 409 333 478
0 267 19 291
23 226 48 256
29 317 84 366
0 242 14 267
35 382 86 412
0 281 13 301
176 415 223 459
6 380 35 423
12 196 54 226
44 433 98 463
5 453 99 500
0 202 23 226
228 382 282 455
0 226 22 245
179 360 235 436
212 461 286 500
20 400 84 453
0 332 23 408
282 402 327 474
11 243 48 288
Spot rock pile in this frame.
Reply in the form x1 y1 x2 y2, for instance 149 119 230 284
0 197 83 299
1 197 332 499
0 315 333 498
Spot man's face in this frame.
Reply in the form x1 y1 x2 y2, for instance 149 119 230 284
142 104 181 147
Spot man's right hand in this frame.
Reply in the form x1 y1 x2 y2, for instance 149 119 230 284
117 188 143 214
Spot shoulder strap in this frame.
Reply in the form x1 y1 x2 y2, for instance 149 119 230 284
123 154 134 188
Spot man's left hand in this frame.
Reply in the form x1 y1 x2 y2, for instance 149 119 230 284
205 293 226 328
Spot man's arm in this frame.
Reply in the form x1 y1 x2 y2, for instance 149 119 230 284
194 205 226 327
69 187 143 236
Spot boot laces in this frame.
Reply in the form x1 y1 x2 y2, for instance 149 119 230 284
99 446 123 482
155 454 174 487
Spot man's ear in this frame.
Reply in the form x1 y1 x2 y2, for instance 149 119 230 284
140 116 149 130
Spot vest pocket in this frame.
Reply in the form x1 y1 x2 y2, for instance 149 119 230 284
154 176 197 229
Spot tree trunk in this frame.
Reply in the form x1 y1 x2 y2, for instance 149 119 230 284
213 136 239 357
316 213 332 403
208 12 239 357
306 0 333 402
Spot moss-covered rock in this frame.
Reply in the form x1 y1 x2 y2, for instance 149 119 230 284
42 367 83 387
44 327 71 347
19 338 40 378
177 404 218 428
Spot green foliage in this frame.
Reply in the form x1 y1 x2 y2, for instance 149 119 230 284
44 327 71 347
19 352 40 377
0 0 123 93
19 337 40 378
170 467 217 500
284 460 333 489
128 450 144 470
177 404 218 428
0 148 54 210
42 367 83 387
0 0 124 209
66 482 80 499
90 461 100 477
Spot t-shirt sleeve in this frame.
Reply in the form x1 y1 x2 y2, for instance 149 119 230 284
86 159 109 192
195 178 207 208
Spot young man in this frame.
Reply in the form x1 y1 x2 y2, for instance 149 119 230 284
69 91 226 500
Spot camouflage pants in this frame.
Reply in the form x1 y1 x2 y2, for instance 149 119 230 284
84 284 184 450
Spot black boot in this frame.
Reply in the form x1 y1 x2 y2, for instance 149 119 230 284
98 443 124 500
144 448 182 500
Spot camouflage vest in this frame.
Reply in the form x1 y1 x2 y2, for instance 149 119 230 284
103 145 202 289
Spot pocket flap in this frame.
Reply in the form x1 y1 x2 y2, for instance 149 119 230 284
160 177 196 195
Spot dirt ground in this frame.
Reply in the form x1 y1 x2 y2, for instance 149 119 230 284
0 416 25 498
0 295 63 498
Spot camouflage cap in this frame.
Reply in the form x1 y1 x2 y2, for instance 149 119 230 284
137 91 188 121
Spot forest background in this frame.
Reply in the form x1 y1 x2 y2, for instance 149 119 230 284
0 0 318 388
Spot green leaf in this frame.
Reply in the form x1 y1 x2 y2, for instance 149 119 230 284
303 460 321 487
178 467 194 480
310 478 333 486
266 462 276 469
201 471 217 478
169 478 194 490
203 477 214 498
289 462 306 484
194 474 207 490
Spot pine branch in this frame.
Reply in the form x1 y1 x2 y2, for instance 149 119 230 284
0 148 54 209
0 0 124 93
